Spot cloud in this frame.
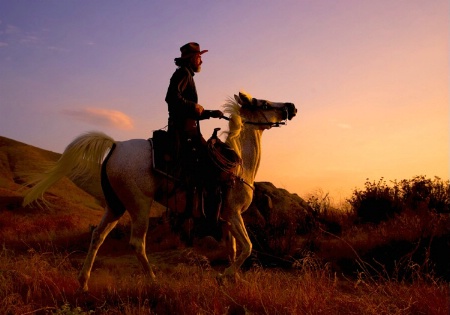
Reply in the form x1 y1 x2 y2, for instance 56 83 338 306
62 108 134 130
20 35 40 44
5 24 20 34
47 45 69 52
0 24 40 47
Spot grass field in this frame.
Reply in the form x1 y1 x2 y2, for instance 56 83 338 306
1 202 449 315
1 243 448 314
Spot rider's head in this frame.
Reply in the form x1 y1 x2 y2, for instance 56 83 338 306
174 42 208 72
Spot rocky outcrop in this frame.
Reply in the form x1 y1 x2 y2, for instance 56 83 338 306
243 182 313 259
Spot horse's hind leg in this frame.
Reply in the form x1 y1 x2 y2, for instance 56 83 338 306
78 206 120 292
129 202 156 280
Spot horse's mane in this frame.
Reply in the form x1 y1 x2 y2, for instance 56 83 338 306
223 96 243 159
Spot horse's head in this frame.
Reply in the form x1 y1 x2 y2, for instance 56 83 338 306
234 91 297 128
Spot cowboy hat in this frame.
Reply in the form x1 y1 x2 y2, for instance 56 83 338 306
178 42 208 59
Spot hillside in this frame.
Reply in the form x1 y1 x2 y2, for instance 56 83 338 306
0 136 105 247
1 135 107 201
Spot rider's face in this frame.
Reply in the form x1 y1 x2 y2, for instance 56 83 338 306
191 54 202 72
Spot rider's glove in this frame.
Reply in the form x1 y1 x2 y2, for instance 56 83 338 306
194 104 204 117
202 110 223 119
209 110 224 118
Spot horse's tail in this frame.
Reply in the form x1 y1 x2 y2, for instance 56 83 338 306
22 131 115 207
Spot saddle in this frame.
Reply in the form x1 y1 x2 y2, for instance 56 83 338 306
149 128 242 223
151 129 178 176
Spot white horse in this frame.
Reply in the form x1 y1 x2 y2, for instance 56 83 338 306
23 91 297 291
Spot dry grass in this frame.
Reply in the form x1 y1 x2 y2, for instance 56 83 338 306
0 247 448 315
0 249 79 314
1 189 448 314
0 201 102 252
342 209 447 250
0 207 448 315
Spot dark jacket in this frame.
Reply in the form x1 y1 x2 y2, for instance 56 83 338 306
165 66 202 138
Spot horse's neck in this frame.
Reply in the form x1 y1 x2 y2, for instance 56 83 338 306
239 127 263 184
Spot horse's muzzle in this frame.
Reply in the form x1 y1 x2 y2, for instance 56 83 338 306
285 103 297 120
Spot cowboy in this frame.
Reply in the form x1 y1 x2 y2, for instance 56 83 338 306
165 42 223 151
165 42 223 220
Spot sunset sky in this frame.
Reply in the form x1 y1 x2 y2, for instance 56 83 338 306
0 0 448 201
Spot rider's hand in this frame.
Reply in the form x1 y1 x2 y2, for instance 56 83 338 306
194 104 204 116
209 110 224 118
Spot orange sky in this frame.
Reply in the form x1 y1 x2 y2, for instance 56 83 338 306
0 1 448 201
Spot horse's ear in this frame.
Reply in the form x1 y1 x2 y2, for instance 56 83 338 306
238 91 252 106
234 94 241 104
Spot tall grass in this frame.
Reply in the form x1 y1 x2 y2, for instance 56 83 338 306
0 248 79 314
0 247 448 314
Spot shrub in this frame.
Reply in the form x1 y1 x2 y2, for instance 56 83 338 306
401 176 450 213
348 178 402 223
306 192 355 235
348 176 450 223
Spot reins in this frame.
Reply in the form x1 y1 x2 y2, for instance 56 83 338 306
208 143 242 173
236 176 255 190
220 116 286 128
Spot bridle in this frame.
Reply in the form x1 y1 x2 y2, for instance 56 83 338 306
220 115 286 128
220 101 294 128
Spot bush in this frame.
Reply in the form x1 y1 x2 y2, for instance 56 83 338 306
306 192 354 235
401 176 450 213
348 178 402 223
348 176 450 224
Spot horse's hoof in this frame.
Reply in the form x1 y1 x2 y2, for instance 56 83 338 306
76 286 89 295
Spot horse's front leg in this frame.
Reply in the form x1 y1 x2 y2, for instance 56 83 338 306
221 222 236 263
220 213 252 278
